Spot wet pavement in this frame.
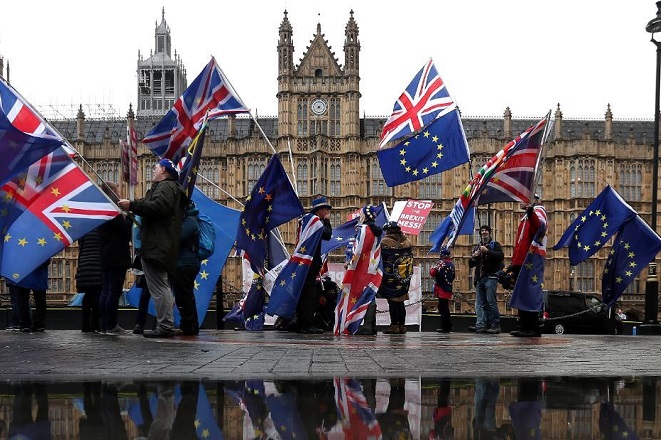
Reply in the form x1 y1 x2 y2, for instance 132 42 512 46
1 329 661 381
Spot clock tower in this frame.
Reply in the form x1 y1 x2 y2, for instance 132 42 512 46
277 10 361 138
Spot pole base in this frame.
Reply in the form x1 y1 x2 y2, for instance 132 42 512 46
637 323 661 335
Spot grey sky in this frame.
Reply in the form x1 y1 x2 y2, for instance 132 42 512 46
0 0 656 120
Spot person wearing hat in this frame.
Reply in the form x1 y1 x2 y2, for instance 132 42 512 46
294 195 333 334
430 246 455 333
507 194 547 337
376 220 413 335
117 158 187 338
468 225 504 334
338 205 383 335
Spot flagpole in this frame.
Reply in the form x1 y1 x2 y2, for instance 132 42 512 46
286 137 298 192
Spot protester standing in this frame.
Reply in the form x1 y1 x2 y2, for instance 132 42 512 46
335 205 383 335
172 201 201 335
468 225 504 334
76 229 103 333
507 196 547 337
377 221 413 335
117 158 186 338
7 259 50 332
295 196 333 334
430 246 455 333
98 182 132 335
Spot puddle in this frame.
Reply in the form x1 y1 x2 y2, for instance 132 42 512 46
0 376 656 439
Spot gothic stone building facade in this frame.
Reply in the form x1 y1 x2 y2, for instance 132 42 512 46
1 11 657 319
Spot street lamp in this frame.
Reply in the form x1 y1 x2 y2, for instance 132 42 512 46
640 1 661 334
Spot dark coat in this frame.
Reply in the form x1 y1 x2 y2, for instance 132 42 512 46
468 239 504 283
129 177 186 275
99 214 132 271
177 204 201 267
75 229 103 290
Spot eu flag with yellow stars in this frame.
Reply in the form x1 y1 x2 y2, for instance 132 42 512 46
602 215 661 307
376 109 469 187
266 212 325 319
235 154 303 273
552 185 636 266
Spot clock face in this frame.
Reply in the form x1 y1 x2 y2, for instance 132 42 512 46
311 98 327 115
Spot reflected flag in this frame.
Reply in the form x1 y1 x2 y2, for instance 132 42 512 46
266 389 306 440
552 185 637 265
599 402 639 440
334 378 382 438
195 384 223 440
379 59 455 148
142 57 249 163
0 148 119 282
0 77 65 186
377 108 469 187
509 206 548 312
602 216 661 307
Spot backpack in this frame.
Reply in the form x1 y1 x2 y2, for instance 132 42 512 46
195 212 216 260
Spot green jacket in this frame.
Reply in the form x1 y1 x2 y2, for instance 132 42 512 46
130 177 186 275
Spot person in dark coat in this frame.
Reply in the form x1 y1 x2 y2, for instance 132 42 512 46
468 225 504 334
98 182 132 335
295 195 333 334
76 229 103 332
118 158 186 338
172 202 201 335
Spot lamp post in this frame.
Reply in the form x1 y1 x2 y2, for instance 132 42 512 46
640 1 661 335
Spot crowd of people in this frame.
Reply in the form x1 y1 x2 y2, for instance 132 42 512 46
5 171 551 337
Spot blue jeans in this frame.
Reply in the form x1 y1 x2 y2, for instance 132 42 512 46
100 268 127 331
475 277 500 329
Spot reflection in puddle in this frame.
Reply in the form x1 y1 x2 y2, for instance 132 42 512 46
0 376 656 439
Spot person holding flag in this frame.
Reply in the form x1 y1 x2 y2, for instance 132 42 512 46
334 205 384 335
118 159 187 338
503 194 547 337
294 196 333 334
468 225 504 334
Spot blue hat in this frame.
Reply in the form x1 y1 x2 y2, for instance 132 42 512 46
362 205 377 222
311 196 332 212
440 246 451 257
158 158 179 179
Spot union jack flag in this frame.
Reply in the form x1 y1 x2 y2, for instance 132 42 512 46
0 148 119 281
446 113 551 247
142 57 249 163
334 224 383 335
379 59 455 148
334 378 382 438
477 117 549 204
0 77 65 186
266 212 325 319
